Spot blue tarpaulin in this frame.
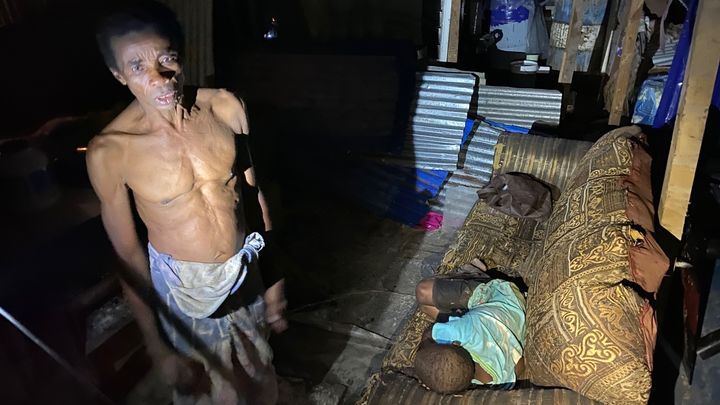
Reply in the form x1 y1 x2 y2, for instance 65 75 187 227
653 0 720 128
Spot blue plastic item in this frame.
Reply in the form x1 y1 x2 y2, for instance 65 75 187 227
632 76 667 125
653 0 720 128
483 119 530 134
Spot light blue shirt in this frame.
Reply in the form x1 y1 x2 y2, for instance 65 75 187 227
431 279 526 385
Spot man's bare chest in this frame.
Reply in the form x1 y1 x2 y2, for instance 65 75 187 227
124 116 237 204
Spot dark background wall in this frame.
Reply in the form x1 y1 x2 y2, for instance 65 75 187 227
0 0 130 138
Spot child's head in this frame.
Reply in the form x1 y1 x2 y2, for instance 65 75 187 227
414 341 474 394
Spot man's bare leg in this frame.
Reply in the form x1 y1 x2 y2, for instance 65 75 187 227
264 279 288 333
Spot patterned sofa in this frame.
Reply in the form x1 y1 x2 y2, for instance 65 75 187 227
358 127 669 405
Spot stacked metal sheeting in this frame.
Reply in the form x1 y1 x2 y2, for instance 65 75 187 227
434 122 505 226
458 122 504 187
426 65 487 85
394 71 478 170
357 67 563 228
473 86 562 129
431 170 483 227
653 37 678 67
653 24 683 68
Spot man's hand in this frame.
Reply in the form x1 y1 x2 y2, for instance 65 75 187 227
158 352 211 396
264 279 288 333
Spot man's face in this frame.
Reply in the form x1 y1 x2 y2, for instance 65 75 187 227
109 30 183 110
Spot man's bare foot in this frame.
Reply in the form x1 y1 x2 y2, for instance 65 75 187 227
158 352 211 396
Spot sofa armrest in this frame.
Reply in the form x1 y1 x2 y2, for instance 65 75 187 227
494 133 593 192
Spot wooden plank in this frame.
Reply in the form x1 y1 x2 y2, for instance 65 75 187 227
558 0 587 83
607 0 644 125
446 0 462 63
659 0 720 239
600 0 620 74
439 0 451 61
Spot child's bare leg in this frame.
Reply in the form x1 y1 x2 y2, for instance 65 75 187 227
416 279 440 321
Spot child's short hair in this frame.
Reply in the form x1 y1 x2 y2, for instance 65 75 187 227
414 342 474 394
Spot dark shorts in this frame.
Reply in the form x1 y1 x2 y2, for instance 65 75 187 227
432 277 489 312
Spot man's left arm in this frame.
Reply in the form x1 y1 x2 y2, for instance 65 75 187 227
243 166 287 333
214 89 288 333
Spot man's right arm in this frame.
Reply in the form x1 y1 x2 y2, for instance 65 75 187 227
86 136 172 363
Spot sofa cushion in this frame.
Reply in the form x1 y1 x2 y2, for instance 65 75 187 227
542 127 642 255
439 133 593 277
494 133 593 192
525 225 653 404
440 201 543 278
524 127 669 405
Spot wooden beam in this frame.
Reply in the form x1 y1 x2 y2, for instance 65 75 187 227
446 0 462 63
600 0 620 74
659 0 720 239
608 0 644 125
558 0 586 84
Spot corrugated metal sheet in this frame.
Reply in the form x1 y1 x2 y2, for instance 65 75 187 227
392 71 476 170
428 122 505 228
653 37 678 67
426 65 486 85
458 122 503 185
473 86 562 129
431 171 484 228
355 67 563 228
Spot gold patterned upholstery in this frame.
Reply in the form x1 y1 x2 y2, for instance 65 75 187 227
442 133 593 278
494 133 593 191
524 126 664 405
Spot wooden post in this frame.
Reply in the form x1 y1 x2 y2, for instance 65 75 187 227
600 0 620 74
607 0 644 125
659 0 720 239
447 0 462 63
558 0 586 84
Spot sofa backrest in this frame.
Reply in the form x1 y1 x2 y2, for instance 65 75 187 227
494 133 592 193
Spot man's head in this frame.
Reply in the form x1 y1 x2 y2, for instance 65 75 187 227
96 2 184 110
414 341 474 394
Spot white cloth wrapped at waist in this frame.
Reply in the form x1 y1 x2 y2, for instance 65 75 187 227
154 232 265 319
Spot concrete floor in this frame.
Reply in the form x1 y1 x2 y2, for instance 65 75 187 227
123 191 460 405
271 193 459 404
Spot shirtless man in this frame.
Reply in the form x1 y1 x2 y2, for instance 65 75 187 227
87 4 284 403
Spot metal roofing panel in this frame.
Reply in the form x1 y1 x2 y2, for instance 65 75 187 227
431 171 485 227
653 37 678 67
395 71 477 170
427 65 487 85
473 86 562 128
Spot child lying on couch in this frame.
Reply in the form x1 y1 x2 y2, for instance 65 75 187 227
414 269 526 394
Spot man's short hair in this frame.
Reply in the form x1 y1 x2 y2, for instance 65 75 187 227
414 343 474 394
96 1 184 70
